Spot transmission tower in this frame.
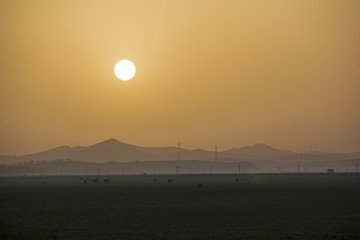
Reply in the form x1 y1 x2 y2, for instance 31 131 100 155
215 145 217 162
177 143 180 161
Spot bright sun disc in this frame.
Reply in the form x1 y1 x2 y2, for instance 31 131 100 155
114 60 136 81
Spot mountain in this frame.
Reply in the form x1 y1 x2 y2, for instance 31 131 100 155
15 145 85 162
71 138 150 162
1 139 359 173
6 138 213 163
223 143 296 160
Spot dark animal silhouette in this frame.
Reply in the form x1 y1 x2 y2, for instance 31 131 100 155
154 178 157 182
198 183 202 188
92 178 99 183
236 178 239 182
103 179 110 183
83 180 87 184
167 178 173 183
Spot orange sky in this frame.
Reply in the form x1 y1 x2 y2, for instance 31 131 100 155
1 0 359 155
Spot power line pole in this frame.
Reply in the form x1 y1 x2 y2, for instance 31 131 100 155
297 164 300 174
215 145 217 162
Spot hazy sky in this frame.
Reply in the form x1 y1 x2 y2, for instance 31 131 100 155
1 0 359 155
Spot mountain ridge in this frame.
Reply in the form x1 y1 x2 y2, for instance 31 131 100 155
1 138 359 165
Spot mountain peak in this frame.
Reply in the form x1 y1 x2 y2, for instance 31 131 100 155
93 138 129 146
48 145 71 151
103 138 121 143
230 143 275 151
250 143 274 149
89 138 136 149
224 143 295 159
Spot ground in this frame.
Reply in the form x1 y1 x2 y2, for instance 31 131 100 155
0 174 360 240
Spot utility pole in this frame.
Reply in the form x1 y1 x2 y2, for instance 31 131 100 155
215 145 217 162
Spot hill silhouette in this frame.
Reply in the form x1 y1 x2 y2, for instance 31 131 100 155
1 139 359 173
5 139 290 163
223 143 296 160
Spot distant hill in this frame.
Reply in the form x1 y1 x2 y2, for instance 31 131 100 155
223 143 296 160
16 145 85 162
5 138 217 163
1 139 359 173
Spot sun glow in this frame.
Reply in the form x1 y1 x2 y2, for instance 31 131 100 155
114 60 136 81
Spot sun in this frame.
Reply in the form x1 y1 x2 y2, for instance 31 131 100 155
114 60 136 81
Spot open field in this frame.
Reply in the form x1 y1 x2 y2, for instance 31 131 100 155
1 174 360 240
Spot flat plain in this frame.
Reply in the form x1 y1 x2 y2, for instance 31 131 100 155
1 174 360 240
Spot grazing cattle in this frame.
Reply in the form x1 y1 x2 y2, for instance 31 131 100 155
83 180 87 184
103 179 110 183
167 178 173 183
92 178 99 183
198 183 202 188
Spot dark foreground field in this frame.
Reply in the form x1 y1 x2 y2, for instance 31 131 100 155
1 174 360 240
